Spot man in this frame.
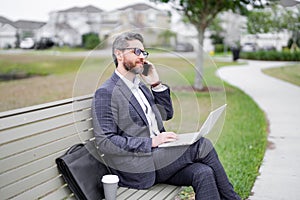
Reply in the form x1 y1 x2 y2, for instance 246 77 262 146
92 32 241 200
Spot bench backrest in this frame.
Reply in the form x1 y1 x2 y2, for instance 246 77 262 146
0 94 94 200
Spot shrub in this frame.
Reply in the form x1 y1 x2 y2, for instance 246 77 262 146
82 33 100 49
215 44 225 53
240 51 300 61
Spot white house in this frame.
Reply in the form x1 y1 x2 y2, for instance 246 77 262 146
14 20 45 39
0 16 17 48
2 3 172 48
240 32 291 51
37 3 171 47
100 3 171 47
38 5 104 47
0 16 46 48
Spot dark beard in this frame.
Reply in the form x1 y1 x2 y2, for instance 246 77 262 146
123 61 142 74
123 61 134 71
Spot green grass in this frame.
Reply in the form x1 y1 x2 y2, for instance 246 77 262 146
0 54 109 79
215 86 267 198
45 46 89 52
0 54 267 199
262 63 300 86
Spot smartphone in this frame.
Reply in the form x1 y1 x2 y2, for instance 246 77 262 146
142 63 151 76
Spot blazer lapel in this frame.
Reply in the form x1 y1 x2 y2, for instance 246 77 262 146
113 74 149 126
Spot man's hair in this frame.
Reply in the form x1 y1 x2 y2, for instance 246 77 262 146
112 32 144 67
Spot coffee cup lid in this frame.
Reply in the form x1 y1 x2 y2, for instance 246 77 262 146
102 175 119 184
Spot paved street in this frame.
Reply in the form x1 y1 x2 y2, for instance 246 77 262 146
218 60 300 200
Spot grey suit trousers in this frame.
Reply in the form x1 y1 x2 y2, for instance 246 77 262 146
153 137 241 200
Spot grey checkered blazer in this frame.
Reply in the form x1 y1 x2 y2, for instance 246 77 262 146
92 72 173 189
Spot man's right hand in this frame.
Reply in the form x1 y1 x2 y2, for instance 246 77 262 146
152 132 178 147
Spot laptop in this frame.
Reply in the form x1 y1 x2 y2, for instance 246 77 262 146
158 104 227 148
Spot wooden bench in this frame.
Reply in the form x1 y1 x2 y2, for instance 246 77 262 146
0 94 181 200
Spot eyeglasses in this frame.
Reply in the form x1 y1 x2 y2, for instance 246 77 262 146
119 48 149 58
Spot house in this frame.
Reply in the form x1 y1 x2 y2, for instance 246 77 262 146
39 3 171 47
38 5 104 47
1 3 172 49
14 20 45 40
0 16 45 48
101 3 171 47
240 32 291 51
0 16 17 48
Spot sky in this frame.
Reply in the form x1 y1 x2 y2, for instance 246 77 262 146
0 0 165 22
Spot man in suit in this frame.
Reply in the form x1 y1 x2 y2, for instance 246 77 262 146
92 32 241 200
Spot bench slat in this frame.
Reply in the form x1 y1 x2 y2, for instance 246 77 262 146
0 150 62 190
125 189 149 200
0 131 90 174
0 94 93 118
0 98 92 130
39 184 71 200
117 186 128 195
117 188 139 199
1 166 60 199
138 184 168 200
11 176 68 200
0 109 91 144
151 185 181 200
0 120 93 159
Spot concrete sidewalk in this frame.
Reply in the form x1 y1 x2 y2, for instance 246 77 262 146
217 60 300 200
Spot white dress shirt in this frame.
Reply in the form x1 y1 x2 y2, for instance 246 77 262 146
115 70 165 137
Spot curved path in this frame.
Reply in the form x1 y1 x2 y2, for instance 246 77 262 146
217 60 300 200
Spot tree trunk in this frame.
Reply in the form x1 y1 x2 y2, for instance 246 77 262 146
193 27 205 90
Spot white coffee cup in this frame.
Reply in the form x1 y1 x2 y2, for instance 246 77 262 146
102 175 119 200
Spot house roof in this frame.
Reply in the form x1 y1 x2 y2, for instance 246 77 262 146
14 20 46 29
117 3 159 11
0 16 12 24
59 5 104 13
0 16 16 27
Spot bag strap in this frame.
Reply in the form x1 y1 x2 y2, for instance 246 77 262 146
92 140 112 174
64 140 112 174
66 144 84 154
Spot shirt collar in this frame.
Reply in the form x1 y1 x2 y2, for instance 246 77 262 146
115 69 140 90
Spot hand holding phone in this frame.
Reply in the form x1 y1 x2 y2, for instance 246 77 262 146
141 61 160 85
142 62 151 76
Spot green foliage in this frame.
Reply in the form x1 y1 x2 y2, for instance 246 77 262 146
82 33 100 49
240 51 300 61
179 186 194 199
247 4 300 35
247 11 272 34
209 16 224 45
215 44 225 53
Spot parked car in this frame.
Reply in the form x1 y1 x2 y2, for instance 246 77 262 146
20 38 35 49
175 43 194 52
35 37 54 49
241 43 257 52
259 46 276 51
